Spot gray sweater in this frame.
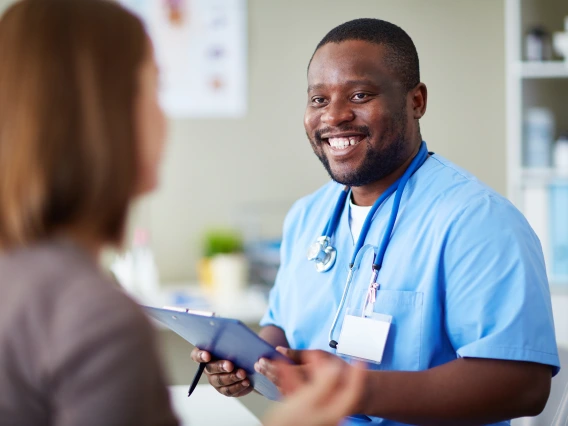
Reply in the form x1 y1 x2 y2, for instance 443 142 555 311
0 240 179 426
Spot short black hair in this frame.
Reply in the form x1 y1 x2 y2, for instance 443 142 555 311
311 18 420 91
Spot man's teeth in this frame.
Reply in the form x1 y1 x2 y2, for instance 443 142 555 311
328 137 361 149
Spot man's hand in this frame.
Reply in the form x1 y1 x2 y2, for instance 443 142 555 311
189 326 288 398
262 351 366 426
190 348 253 397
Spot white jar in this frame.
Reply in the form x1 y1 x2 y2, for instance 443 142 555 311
210 253 248 309
554 132 568 173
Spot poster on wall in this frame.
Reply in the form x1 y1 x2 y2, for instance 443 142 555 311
119 0 247 118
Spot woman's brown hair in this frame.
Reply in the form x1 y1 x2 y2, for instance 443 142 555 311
0 0 148 248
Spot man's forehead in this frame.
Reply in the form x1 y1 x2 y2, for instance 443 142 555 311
308 79 378 92
307 41 391 87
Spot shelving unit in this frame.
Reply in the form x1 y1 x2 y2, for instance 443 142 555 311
516 61 568 78
521 167 568 185
506 0 568 288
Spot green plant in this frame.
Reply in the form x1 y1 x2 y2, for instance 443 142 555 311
202 228 244 258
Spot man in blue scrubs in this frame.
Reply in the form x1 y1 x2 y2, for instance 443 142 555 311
192 18 560 425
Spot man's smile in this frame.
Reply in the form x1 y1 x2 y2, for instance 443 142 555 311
319 132 367 157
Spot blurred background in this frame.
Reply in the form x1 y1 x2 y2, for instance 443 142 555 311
1 0 567 422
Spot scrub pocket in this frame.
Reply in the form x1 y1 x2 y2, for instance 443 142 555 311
371 290 423 371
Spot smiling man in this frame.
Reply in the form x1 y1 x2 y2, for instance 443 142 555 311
191 19 560 425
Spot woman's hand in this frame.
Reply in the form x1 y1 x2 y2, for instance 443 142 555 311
262 350 366 426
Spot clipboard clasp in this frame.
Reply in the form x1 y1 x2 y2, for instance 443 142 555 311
163 306 216 317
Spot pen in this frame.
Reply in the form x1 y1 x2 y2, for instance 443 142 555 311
188 362 206 397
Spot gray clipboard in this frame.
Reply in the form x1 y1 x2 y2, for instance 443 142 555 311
143 305 289 401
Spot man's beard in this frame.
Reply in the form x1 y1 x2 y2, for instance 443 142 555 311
308 112 409 187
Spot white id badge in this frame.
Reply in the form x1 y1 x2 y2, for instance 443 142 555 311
336 308 392 364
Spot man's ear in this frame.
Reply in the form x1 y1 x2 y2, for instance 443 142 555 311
411 83 427 119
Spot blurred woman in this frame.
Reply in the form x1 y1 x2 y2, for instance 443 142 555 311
0 1 176 425
0 2 367 426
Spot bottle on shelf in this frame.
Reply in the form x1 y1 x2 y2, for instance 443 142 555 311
554 132 568 174
525 26 552 62
109 228 160 303
523 107 555 168
131 228 160 303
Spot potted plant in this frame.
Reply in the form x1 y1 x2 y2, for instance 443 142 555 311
198 228 248 305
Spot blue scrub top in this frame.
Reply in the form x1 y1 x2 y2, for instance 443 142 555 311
261 153 560 426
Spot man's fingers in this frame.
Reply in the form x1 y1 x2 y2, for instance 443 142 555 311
235 368 247 380
206 371 246 388
204 360 234 375
190 348 211 363
190 349 250 397
218 379 252 397
232 385 254 398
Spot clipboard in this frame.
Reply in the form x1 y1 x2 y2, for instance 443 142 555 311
143 306 289 401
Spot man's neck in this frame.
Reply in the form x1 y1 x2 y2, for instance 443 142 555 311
351 142 422 207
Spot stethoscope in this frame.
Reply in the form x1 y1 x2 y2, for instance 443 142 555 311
306 142 429 349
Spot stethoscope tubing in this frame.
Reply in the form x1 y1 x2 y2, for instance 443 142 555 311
326 142 429 348
372 144 428 270
321 142 428 269
322 186 349 238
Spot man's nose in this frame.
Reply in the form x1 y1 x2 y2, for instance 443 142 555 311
321 100 355 127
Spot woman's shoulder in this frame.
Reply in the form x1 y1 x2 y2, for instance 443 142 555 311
0 241 178 426
0 239 155 356
0 240 132 311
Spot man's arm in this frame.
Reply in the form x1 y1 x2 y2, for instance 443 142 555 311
259 325 289 348
359 357 551 425
262 349 551 425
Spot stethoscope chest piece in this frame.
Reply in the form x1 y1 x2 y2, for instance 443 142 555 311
307 236 337 272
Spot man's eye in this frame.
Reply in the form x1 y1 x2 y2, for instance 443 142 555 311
352 93 367 100
312 97 326 104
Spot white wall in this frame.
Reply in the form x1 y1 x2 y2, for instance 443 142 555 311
5 0 568 417
0 0 507 281
139 0 507 281
0 0 11 15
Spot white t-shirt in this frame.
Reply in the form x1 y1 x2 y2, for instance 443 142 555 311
348 198 372 244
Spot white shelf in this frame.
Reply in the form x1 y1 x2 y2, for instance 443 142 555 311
142 282 269 325
516 61 568 79
521 168 568 186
